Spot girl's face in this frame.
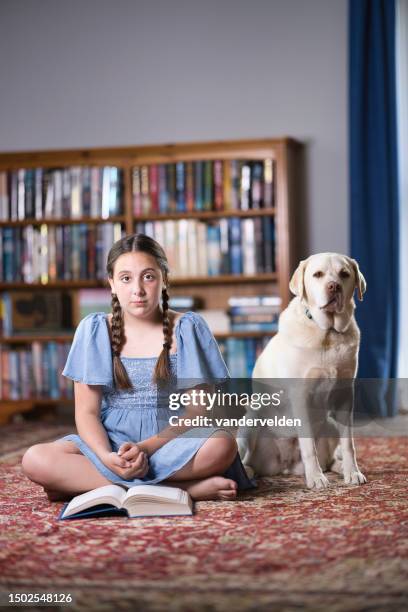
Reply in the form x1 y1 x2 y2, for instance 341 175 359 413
108 251 165 320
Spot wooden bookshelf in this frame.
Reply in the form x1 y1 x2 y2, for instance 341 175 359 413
0 137 303 421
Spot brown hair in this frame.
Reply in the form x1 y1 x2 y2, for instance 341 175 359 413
106 233 172 389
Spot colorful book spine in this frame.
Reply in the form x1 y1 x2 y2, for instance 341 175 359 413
213 161 223 211
203 161 213 211
149 165 159 214
158 165 168 213
175 162 186 212
194 162 204 211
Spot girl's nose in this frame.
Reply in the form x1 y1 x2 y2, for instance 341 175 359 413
132 282 146 296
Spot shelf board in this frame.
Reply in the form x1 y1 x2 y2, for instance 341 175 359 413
0 273 277 290
134 208 275 222
0 209 275 227
171 273 277 286
0 216 126 228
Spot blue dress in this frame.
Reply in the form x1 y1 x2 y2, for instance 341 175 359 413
58 311 255 490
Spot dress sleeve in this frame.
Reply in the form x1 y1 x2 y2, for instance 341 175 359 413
62 313 114 386
175 311 230 386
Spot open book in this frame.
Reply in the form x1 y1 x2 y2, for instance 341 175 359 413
58 484 193 520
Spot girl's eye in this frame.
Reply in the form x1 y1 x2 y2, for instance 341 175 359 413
121 276 131 282
144 273 155 281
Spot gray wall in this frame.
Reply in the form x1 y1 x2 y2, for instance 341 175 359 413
0 0 348 256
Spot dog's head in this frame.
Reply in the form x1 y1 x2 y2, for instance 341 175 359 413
289 253 366 331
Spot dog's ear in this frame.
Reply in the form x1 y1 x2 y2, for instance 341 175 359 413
349 258 367 301
289 259 307 298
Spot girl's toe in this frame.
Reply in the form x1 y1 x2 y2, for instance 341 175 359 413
219 488 238 500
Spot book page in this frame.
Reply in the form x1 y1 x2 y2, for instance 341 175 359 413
125 484 185 502
63 484 127 517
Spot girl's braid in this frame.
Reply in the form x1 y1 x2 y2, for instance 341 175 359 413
110 292 132 389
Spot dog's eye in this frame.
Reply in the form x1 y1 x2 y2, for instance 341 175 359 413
313 271 324 278
339 270 350 278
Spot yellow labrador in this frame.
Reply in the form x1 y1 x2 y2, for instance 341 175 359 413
238 252 367 489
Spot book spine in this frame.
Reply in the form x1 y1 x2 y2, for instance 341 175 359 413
219 218 230 274
240 163 251 211
175 162 186 212
206 223 221 276
62 168 71 218
140 166 150 214
132 167 142 216
17 169 25 221
254 216 264 272
213 160 223 211
54 170 63 218
25 169 35 218
149 165 159 214
262 216 275 273
228 218 242 275
194 162 204 211
241 219 256 275
185 162 194 212
71 167 82 219
10 172 18 221
82 167 91 217
158 165 168 214
263 159 274 208
223 160 232 211
203 161 213 210
251 162 263 209
101 167 111 219
230 160 240 210
166 164 176 213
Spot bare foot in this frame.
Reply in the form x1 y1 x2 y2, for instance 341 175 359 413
179 476 238 501
43 488 72 502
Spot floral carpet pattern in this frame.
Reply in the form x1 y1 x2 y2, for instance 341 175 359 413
0 421 408 611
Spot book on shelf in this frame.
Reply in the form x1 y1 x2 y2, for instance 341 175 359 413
59 484 193 520
131 158 275 215
218 336 271 378
196 309 230 334
0 341 72 400
0 291 73 336
135 217 275 278
77 289 111 320
0 167 123 221
227 295 281 333
168 296 203 312
0 222 124 283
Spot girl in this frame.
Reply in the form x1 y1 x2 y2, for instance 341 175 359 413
22 234 254 501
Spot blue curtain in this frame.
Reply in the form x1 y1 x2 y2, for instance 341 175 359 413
349 0 399 415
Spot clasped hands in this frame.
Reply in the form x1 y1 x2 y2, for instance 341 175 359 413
103 442 149 479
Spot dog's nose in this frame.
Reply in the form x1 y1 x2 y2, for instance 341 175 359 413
327 281 340 293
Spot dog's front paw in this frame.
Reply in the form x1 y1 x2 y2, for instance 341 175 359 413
343 469 367 485
305 469 329 490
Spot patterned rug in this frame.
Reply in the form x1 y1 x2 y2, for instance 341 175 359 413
1 421 408 611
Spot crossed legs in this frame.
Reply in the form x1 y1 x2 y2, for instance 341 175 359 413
21 432 239 502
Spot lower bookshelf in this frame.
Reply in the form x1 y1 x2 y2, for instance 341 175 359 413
0 331 276 423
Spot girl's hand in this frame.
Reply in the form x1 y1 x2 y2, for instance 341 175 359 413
117 441 144 461
102 445 149 480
